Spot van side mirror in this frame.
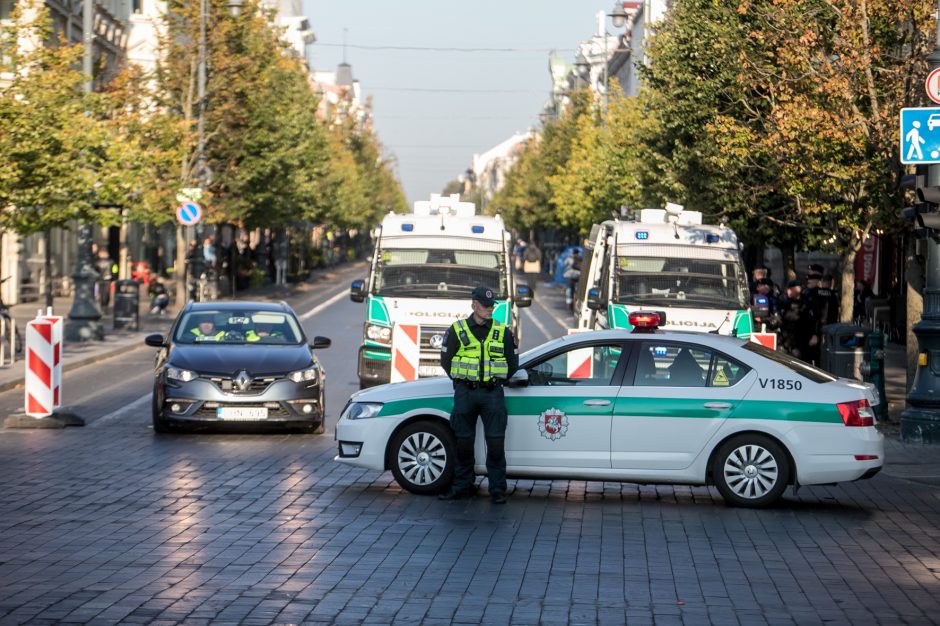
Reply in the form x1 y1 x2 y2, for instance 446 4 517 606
515 284 533 308
587 287 605 311
350 279 366 303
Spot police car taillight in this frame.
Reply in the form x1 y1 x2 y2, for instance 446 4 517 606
629 311 661 333
837 399 875 427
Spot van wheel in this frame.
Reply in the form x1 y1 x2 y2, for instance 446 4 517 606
712 434 790 508
389 421 455 495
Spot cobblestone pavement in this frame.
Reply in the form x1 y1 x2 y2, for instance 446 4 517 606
1 277 940 625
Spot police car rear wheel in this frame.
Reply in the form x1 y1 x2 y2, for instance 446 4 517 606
713 435 790 508
389 421 455 495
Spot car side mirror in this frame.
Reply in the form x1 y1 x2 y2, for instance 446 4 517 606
144 333 165 347
515 284 533 308
587 287 605 311
310 336 332 349
350 279 366 303
506 369 529 388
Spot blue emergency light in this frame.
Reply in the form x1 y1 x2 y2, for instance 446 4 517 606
635 231 649 240
654 346 668 357
401 223 414 232
471 225 485 233
706 234 720 244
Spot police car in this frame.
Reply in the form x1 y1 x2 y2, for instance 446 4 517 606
334 312 883 508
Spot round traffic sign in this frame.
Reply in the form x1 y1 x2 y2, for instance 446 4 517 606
176 201 202 225
926 68 940 105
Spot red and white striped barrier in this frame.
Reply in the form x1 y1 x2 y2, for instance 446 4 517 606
391 324 419 382
25 318 54 418
566 328 593 379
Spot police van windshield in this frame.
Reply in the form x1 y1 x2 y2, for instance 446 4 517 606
373 246 506 299
613 251 748 309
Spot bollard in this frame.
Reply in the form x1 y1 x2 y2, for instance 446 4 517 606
24 315 55 418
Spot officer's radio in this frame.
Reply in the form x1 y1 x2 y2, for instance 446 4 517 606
751 294 770 319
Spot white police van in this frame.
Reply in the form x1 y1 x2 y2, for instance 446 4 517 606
349 194 531 389
335 312 883 508
575 204 752 337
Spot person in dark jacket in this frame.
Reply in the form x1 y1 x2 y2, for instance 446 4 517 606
438 286 518 503
778 280 817 362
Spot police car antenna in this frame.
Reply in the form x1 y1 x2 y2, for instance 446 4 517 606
709 312 733 335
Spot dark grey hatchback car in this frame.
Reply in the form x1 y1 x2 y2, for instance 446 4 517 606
145 301 331 433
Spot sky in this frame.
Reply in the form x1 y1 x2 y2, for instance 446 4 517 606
301 1 612 206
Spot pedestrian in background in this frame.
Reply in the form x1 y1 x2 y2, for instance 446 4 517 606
563 249 582 313
778 280 816 362
751 277 779 332
439 286 518 504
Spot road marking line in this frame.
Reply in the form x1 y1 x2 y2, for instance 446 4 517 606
90 393 150 428
535 292 572 332
523 307 553 342
300 288 348 321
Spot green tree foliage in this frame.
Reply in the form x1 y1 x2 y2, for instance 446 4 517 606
491 90 594 236
0 4 175 235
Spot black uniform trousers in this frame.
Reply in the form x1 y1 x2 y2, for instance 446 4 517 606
449 381 508 496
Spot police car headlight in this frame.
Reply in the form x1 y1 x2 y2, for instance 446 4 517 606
289 366 320 383
166 367 197 382
343 402 384 420
365 323 392 344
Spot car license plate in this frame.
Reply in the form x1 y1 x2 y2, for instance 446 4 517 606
418 365 446 377
217 407 268 420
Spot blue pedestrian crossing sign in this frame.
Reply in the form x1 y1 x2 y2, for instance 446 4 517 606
900 107 940 164
176 201 202 225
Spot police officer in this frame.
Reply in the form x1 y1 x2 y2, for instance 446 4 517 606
778 280 816 362
439 286 518 504
189 314 225 341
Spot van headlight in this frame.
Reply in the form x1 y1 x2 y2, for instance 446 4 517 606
289 366 320 383
365 323 392 344
166 367 197 382
342 402 384 420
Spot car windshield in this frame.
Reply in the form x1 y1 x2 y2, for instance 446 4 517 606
173 310 304 345
742 342 836 383
373 243 507 299
613 250 749 309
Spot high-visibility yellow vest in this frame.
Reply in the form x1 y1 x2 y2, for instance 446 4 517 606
190 328 224 341
449 319 509 382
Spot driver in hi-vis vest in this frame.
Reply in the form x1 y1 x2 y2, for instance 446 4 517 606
438 286 518 504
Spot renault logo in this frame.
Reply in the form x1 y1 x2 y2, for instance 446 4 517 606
234 371 252 391
429 334 445 350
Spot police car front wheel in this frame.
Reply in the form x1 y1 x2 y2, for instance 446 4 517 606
712 434 790 508
389 421 455 495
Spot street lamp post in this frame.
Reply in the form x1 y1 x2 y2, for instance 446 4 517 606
602 2 629 115
901 0 940 443
65 0 104 342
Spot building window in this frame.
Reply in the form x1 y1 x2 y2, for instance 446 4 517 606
132 0 142 14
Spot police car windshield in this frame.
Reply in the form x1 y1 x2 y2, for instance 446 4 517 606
614 255 748 309
173 310 304 345
374 246 506 299
742 342 836 383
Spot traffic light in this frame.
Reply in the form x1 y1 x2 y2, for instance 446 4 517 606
902 166 940 229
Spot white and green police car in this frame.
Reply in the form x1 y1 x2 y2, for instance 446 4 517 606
335 313 883 508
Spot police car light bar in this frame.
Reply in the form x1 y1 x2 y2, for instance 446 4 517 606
401 223 414 232
629 311 664 332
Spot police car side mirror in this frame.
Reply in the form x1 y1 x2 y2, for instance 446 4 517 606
506 369 529 388
587 287 604 311
310 336 332 350
350 279 366 303
144 333 166 347
515 284 533 308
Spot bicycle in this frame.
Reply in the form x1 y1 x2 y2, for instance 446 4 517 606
0 277 23 365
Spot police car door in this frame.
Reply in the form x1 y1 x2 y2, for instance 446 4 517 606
503 340 627 469
611 340 754 470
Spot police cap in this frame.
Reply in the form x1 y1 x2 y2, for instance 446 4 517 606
471 286 497 307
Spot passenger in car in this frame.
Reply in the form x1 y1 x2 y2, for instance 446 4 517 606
667 348 705 386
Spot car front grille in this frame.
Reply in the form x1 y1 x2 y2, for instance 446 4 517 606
419 325 449 352
207 375 283 394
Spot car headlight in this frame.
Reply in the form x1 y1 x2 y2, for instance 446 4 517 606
343 402 384 420
365 323 392 344
289 365 320 383
166 367 197 382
